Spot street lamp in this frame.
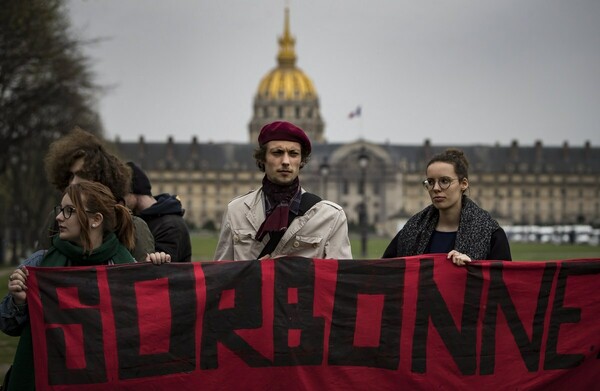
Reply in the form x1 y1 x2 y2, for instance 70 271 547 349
319 157 330 200
357 147 370 257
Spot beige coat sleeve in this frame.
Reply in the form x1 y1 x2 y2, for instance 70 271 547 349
323 206 353 259
214 208 235 261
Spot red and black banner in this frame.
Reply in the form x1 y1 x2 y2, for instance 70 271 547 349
26 255 600 390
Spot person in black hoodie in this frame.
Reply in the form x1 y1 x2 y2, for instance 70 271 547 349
125 162 192 262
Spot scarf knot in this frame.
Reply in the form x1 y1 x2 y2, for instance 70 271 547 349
396 196 499 260
256 176 301 241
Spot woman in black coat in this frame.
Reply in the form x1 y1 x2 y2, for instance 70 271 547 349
383 149 511 265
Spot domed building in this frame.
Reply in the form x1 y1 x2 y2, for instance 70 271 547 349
248 8 325 143
114 8 600 255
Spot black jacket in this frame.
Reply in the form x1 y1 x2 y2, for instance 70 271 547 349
139 194 192 262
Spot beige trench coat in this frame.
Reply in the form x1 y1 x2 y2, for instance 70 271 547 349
214 188 352 261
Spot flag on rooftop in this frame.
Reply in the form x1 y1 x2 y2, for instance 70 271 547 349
348 106 361 119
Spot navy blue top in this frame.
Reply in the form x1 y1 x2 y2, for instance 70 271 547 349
426 231 457 254
383 227 512 260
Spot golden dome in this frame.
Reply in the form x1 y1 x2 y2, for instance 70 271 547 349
257 8 317 100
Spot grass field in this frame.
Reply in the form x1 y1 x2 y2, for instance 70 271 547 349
0 237 598 383
191 234 600 261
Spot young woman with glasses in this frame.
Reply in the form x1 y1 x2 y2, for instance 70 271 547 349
1 180 170 390
382 148 511 265
42 126 156 262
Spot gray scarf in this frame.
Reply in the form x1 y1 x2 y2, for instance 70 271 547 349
395 196 499 260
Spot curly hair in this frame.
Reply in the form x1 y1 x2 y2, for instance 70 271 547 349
252 144 311 172
66 181 135 253
45 127 131 201
427 148 470 180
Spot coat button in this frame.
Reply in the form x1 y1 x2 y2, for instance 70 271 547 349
234 236 240 243
312 243 318 248
293 241 300 248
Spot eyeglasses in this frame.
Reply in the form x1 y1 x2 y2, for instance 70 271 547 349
55 205 94 220
55 205 77 219
422 177 459 191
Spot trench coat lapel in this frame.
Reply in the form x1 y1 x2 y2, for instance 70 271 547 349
244 188 265 232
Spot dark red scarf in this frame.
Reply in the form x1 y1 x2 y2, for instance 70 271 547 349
256 176 301 241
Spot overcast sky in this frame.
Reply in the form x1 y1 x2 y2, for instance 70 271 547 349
66 0 600 147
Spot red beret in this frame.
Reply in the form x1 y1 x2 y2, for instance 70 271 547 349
258 121 311 154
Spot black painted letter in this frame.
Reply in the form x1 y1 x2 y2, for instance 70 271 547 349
329 259 404 369
411 258 483 375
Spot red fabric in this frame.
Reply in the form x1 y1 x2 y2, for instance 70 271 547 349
135 278 170 355
258 121 311 154
218 288 235 310
255 202 290 241
354 294 384 347
26 256 600 390
59 324 85 370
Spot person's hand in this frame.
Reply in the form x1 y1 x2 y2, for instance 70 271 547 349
146 252 171 265
447 250 472 266
8 267 29 304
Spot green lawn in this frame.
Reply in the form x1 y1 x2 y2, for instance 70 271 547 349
191 234 599 261
0 237 598 383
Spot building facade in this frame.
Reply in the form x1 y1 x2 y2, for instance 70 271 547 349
114 9 600 237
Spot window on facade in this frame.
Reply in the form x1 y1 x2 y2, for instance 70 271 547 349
342 180 349 195
373 182 380 195
278 106 284 118
295 107 300 118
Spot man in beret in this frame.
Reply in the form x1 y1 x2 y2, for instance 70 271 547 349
126 162 192 262
214 121 352 260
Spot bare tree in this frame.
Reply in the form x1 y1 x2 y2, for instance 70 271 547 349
0 0 103 264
